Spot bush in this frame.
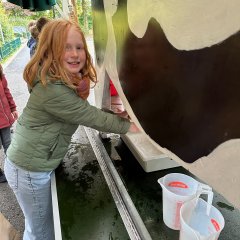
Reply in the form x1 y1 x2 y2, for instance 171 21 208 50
0 2 14 47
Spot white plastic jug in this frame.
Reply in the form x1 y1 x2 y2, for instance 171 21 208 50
180 198 225 240
158 173 213 230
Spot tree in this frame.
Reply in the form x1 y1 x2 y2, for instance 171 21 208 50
2 1 53 41
81 0 88 32
77 0 92 34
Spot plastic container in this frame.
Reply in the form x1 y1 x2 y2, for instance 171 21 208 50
180 198 225 240
158 173 213 230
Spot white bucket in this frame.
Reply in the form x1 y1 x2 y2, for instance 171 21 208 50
158 173 213 230
180 198 225 240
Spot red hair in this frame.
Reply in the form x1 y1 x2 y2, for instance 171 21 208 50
23 18 97 94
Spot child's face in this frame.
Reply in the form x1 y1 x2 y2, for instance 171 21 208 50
63 26 86 75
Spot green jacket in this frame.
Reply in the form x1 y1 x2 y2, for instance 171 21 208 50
7 80 130 171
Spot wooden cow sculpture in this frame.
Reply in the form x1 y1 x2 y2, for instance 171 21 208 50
91 0 240 209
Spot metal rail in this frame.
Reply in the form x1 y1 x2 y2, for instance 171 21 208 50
84 127 152 240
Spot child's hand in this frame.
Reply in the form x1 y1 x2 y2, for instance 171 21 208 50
128 122 140 133
116 110 129 119
12 111 18 120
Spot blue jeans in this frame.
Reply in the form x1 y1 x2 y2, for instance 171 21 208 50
4 158 55 240
0 127 11 154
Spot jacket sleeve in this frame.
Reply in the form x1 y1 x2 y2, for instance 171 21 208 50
2 75 17 112
42 83 131 134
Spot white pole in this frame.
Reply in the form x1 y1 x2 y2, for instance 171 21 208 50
62 0 70 19
0 23 5 44
55 0 71 19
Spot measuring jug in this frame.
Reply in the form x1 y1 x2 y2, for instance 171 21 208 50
180 198 225 240
158 173 213 230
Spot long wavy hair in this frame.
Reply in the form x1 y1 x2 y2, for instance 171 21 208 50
23 18 97 90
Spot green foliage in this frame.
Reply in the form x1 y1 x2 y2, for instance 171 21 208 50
77 0 93 34
0 2 14 46
30 10 53 20
6 4 53 40
78 14 92 33
0 0 93 45
10 17 29 27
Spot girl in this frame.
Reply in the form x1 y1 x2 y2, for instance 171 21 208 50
27 25 39 58
0 63 18 183
4 19 139 240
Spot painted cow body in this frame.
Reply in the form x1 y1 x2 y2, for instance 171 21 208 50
91 0 240 208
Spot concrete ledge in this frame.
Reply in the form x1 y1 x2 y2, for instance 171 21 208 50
121 132 179 172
